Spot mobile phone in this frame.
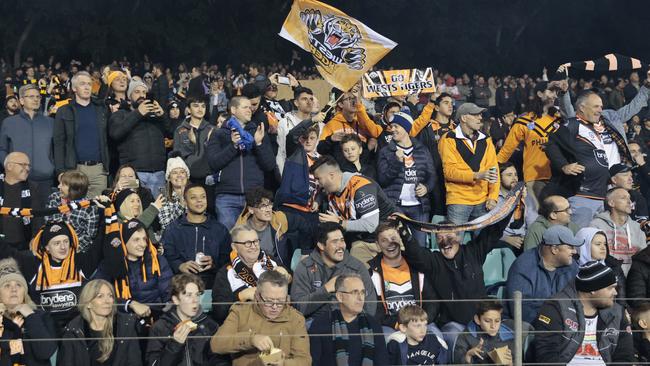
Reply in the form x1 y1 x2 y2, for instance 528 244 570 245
158 186 166 197
122 179 139 190
277 76 290 85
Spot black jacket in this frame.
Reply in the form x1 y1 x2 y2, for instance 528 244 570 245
414 122 448 215
109 109 171 172
53 99 110 174
402 212 513 326
58 313 142 366
151 75 170 107
0 310 57 366
626 246 650 308
205 123 276 195
146 307 229 366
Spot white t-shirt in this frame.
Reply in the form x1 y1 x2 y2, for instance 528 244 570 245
567 315 606 365
397 145 419 206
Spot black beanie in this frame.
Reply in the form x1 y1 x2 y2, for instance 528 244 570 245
40 222 73 249
114 188 138 212
575 261 617 293
121 219 146 244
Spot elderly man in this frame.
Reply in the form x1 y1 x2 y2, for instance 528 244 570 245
309 273 388 366
546 70 650 226
211 270 311 366
0 84 54 213
109 79 169 196
0 152 33 249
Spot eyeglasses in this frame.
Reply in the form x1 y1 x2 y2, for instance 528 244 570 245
232 239 260 248
8 161 30 169
337 289 368 297
255 203 273 210
258 293 287 308
553 206 572 214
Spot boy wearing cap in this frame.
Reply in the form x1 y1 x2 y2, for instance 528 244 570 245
533 261 635 364
505 225 582 323
438 102 499 224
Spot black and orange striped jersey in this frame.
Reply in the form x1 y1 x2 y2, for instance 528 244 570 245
497 112 560 182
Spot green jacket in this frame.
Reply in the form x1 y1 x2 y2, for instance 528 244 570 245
523 216 579 251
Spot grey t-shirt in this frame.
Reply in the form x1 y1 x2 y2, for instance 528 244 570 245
248 217 275 257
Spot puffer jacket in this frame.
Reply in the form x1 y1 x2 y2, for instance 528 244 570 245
58 312 142 366
626 246 650 308
376 137 436 212
146 307 229 366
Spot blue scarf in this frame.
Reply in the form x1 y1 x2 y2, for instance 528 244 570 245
226 117 255 151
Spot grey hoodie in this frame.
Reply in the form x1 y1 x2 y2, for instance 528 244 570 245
590 211 646 274
290 249 376 320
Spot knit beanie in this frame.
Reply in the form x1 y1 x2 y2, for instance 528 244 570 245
127 79 148 100
165 157 190 181
121 219 146 244
38 222 74 251
575 261 617 293
107 71 127 88
389 111 414 134
113 188 139 213
0 258 28 291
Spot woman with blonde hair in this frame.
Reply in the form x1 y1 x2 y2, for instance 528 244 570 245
58 279 142 365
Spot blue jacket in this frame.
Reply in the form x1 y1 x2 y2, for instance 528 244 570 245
376 138 436 212
161 214 231 286
505 247 578 323
0 110 54 180
206 123 276 195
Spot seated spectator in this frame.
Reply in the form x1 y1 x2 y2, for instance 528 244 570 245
454 300 515 365
206 95 276 230
0 221 111 330
172 96 214 184
211 224 288 324
590 187 646 274
147 273 228 366
157 156 189 231
113 188 164 243
291 222 376 321
438 103 500 224
58 279 142 366
399 207 520 348
0 258 57 365
46 170 99 253
576 227 626 306
624 244 650 309
309 273 388 366
523 195 579 250
387 305 448 365
506 225 582 323
369 221 437 334
498 162 526 251
104 163 154 208
162 184 230 288
339 134 377 180
109 79 170 196
0 152 33 250
95 219 173 320
609 163 649 221
211 270 311 365
310 156 397 265
377 112 435 245
533 261 635 364
236 187 312 267
631 303 650 362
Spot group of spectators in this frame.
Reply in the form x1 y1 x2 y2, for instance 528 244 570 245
2 54 650 366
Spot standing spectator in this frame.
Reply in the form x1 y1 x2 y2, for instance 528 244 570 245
438 103 499 224
533 262 635 364
488 77 498 117
590 187 646 274
377 112 435 245
624 71 641 102
53 71 110 198
0 84 54 213
58 280 142 366
0 94 20 123
456 77 471 104
187 66 207 101
105 70 129 109
109 79 169 196
495 77 516 117
523 195 579 250
208 78 228 116
0 152 33 250
211 270 312 365
309 273 388 366
609 78 626 110
339 134 377 180
206 95 275 229
162 184 231 288
157 157 189 231
150 63 169 107
172 96 214 184
473 76 492 108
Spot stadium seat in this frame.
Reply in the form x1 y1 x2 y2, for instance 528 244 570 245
483 246 517 298
201 289 213 313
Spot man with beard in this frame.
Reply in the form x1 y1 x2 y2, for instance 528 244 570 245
161 184 231 288
0 95 20 124
109 79 170 196
498 162 527 250
533 261 635 364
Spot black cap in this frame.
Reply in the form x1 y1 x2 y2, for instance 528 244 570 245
609 163 631 177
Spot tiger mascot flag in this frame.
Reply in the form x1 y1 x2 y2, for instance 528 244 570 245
279 0 397 91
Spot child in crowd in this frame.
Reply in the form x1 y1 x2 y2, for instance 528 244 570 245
387 305 448 365
454 300 515 365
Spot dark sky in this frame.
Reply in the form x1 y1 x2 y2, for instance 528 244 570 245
3 0 650 76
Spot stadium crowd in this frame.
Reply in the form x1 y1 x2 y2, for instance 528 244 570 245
1 55 650 365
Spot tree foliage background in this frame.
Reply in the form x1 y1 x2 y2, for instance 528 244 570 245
1 0 648 74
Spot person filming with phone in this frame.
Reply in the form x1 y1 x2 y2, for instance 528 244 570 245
109 79 172 197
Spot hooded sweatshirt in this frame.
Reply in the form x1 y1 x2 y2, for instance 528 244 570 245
590 212 646 274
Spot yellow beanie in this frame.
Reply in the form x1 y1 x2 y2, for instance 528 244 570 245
107 71 127 87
